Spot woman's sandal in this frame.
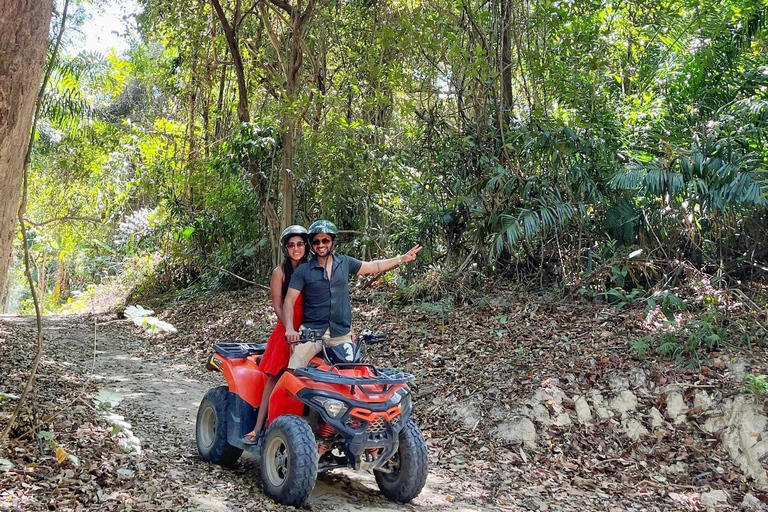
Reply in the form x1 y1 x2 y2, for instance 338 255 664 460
242 430 263 446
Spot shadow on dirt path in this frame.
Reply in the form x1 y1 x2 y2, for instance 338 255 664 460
5 315 493 512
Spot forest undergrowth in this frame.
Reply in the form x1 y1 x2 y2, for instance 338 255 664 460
3 270 767 511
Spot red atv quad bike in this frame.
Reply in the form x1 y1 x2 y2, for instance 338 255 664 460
195 329 428 506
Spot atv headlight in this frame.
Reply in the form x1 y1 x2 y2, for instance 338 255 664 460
397 394 411 415
311 397 348 418
393 389 411 415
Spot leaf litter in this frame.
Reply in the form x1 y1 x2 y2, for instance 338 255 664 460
1 282 767 511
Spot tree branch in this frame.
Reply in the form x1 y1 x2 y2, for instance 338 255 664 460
268 0 293 15
210 0 250 122
24 216 101 227
259 2 289 79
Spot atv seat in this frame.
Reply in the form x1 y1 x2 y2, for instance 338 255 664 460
213 343 267 359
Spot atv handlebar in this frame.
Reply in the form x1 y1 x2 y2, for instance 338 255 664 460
287 329 387 345
287 328 325 345
358 331 388 344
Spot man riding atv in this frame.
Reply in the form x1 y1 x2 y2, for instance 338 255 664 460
283 220 421 368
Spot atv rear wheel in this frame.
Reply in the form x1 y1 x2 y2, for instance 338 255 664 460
260 415 318 506
196 386 242 467
374 420 428 502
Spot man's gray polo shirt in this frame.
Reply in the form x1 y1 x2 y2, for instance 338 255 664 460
288 254 362 337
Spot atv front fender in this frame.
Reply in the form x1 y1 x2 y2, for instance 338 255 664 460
267 372 307 424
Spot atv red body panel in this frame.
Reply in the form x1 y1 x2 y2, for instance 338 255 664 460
206 340 414 471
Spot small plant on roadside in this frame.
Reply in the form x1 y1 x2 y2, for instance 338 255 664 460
645 291 686 322
742 374 768 397
0 457 13 472
36 430 80 466
638 309 725 369
631 336 651 357
94 388 125 410
603 287 644 308
657 333 682 360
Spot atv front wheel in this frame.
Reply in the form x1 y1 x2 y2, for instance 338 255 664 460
260 415 318 506
196 386 242 466
375 420 428 502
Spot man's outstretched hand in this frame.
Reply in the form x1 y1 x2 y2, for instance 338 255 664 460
400 245 422 263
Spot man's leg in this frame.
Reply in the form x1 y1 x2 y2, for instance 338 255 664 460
287 330 353 369
325 333 353 347
288 340 322 370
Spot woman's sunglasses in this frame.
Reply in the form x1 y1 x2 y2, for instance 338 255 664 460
286 241 306 249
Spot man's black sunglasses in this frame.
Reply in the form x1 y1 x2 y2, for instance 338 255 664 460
311 238 332 246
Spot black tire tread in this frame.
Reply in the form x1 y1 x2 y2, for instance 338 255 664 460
375 420 428 503
260 415 318 506
196 386 242 467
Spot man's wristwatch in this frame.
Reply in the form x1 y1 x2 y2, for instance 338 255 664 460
397 255 402 264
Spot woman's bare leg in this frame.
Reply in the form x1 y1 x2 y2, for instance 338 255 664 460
250 374 278 436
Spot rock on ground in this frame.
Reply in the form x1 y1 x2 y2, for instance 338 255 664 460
493 417 537 449
624 418 649 441
666 391 686 424
700 490 729 509
574 395 592 424
695 390 714 411
741 493 767 510
649 407 664 428
449 402 481 429
704 396 768 488
610 390 638 415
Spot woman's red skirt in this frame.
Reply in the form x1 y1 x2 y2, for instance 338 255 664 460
258 294 304 376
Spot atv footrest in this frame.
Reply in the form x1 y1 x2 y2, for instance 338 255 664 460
294 366 414 386
213 343 267 359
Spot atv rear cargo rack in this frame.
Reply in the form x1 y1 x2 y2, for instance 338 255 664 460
213 343 267 359
294 365 414 393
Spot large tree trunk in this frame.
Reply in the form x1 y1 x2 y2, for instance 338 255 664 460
0 0 54 300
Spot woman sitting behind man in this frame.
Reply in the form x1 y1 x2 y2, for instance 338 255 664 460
243 225 308 444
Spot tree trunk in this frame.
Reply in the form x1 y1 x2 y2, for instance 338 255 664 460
37 253 46 302
0 0 54 299
210 0 249 123
500 0 513 122
263 0 316 230
280 116 295 229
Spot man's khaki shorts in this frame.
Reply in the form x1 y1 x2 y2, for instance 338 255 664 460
288 328 352 369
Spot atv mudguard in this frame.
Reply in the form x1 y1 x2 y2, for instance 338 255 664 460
209 353 267 408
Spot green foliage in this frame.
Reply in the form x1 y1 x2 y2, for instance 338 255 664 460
646 291 687 322
9 0 768 310
37 430 55 441
604 287 644 309
742 374 768 397
94 389 125 410
633 308 726 368
630 337 651 358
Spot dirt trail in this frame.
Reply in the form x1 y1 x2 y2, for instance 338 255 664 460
7 315 490 512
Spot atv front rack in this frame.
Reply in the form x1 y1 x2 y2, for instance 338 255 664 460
213 343 267 359
294 365 414 393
